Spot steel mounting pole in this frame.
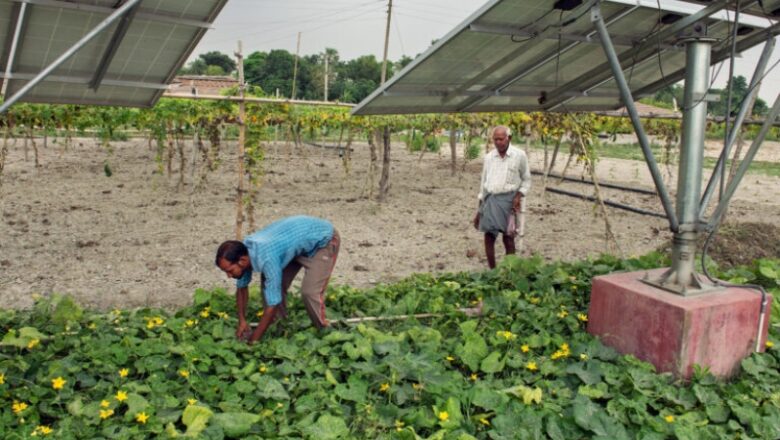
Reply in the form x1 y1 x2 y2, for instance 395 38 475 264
648 35 720 295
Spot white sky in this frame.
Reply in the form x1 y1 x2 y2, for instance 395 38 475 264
193 0 780 104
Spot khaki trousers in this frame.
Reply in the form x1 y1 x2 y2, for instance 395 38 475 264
270 231 340 328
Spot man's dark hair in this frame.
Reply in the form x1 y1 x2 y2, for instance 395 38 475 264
215 240 248 266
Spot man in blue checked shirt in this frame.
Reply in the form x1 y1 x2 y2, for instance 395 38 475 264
215 215 340 344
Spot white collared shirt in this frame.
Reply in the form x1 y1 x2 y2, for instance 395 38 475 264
478 144 531 201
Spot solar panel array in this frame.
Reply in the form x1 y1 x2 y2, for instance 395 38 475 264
353 0 780 115
0 0 228 107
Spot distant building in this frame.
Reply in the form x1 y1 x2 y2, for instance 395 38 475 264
598 102 682 119
167 75 238 96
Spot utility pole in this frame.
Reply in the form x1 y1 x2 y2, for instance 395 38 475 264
380 0 392 84
291 32 300 99
323 53 329 101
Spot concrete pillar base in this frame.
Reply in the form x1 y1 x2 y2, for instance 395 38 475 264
587 268 771 379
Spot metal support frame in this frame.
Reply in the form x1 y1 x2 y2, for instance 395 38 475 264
542 0 733 111
0 0 142 114
708 92 780 230
1 1 28 96
699 37 775 217
468 22 682 51
89 0 140 91
12 0 213 29
454 0 632 111
1 72 168 90
591 5 679 233
649 37 722 295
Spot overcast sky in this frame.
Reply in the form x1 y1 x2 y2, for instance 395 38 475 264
192 0 780 104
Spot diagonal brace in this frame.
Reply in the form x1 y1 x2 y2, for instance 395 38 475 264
699 36 775 217
591 4 679 232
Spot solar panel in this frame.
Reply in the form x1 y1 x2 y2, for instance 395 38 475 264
352 0 780 115
0 0 228 108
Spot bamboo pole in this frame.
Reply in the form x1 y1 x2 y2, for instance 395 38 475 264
235 41 246 240
161 93 354 108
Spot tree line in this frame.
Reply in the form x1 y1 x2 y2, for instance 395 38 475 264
179 49 413 104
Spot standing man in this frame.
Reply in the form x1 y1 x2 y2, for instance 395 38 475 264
473 126 531 268
215 215 340 344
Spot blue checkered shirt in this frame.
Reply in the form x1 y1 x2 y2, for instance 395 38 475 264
236 216 334 306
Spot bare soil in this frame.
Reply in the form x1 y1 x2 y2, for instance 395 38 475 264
1 135 778 310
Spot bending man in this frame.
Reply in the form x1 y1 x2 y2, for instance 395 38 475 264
473 126 531 268
215 215 340 343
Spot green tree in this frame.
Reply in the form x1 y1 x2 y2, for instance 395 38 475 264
199 51 236 75
178 58 207 75
710 75 767 117
205 65 226 76
244 50 297 98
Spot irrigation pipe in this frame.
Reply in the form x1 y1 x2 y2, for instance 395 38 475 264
545 187 666 219
250 304 482 328
532 169 656 195
700 229 768 353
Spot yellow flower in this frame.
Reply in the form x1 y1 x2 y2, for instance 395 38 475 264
479 417 491 426
557 310 569 319
560 343 570 352
185 319 198 327
51 376 66 390
115 390 128 402
395 419 405 431
99 409 114 419
496 330 515 341
200 308 210 318
119 368 129 378
438 411 449 422
100 400 110 408
259 365 268 374
529 297 541 304
12 400 28 414
0 372 5 384
145 316 165 329
179 370 190 378
521 344 530 353
580 353 589 361
379 383 390 392
470 373 478 381
32 425 53 436
27 338 40 349
88 322 97 330
256 310 264 318
217 312 229 319
664 415 675 423
526 361 538 371
577 313 588 322
135 412 150 424
445 355 454 362
276 402 284 409
187 398 198 406
767 341 774 349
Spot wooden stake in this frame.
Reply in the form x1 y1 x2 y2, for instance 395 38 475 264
235 41 246 240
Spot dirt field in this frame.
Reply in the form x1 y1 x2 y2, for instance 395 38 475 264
1 135 778 310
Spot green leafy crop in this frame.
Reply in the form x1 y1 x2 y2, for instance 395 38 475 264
1 253 778 439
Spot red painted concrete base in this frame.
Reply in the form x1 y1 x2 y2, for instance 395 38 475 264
587 268 772 379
